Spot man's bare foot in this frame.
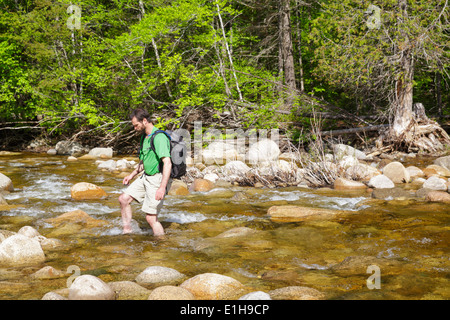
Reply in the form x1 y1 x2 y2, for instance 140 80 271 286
122 226 133 234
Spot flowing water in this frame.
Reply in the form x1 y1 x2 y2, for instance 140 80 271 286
0 153 449 300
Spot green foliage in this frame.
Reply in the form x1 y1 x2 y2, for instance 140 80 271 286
1 0 448 143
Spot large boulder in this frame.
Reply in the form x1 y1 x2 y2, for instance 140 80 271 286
70 182 107 200
0 234 45 266
0 172 13 192
382 161 410 183
180 273 245 300
68 275 115 300
247 139 280 164
189 178 215 192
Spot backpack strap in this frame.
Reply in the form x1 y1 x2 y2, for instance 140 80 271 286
149 130 171 160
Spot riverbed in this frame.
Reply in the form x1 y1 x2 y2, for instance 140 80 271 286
0 153 449 300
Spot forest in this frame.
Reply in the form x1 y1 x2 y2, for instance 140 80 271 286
0 0 449 153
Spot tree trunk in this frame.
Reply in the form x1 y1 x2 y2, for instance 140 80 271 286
391 0 414 139
279 0 296 108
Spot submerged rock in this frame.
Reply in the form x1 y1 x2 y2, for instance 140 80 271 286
267 205 342 222
268 286 325 300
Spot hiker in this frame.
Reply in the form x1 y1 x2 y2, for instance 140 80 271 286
118 108 172 237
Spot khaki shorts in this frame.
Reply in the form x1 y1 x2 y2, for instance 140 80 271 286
124 173 172 215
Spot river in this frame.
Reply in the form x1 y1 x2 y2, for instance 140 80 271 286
0 152 449 300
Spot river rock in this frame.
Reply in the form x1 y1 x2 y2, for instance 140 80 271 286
0 234 45 266
345 163 380 181
97 160 117 171
89 147 113 159
338 155 360 169
31 266 67 280
45 210 109 229
333 144 367 160
148 285 195 300
425 190 450 203
382 161 410 183
41 292 68 300
0 193 8 205
202 141 239 165
180 273 245 300
223 160 251 175
333 178 366 190
267 206 341 222
371 187 412 200
108 281 151 300
0 173 13 192
422 176 447 191
135 266 185 287
68 274 115 300
268 286 325 300
214 227 259 239
239 291 272 300
247 139 280 164
405 166 424 178
168 180 189 196
425 165 450 178
55 140 87 156
189 178 215 192
70 182 108 200
367 175 395 189
425 191 450 203
434 155 450 170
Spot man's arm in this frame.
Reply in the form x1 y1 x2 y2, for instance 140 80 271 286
155 157 172 200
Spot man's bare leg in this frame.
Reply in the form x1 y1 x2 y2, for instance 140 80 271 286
119 193 134 234
146 214 165 237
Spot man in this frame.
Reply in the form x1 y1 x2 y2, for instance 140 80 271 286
118 108 172 237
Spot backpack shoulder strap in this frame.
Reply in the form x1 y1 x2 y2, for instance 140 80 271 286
149 130 171 158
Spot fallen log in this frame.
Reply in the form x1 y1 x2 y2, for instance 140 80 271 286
319 124 389 136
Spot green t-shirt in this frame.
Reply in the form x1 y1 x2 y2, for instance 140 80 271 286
139 127 171 176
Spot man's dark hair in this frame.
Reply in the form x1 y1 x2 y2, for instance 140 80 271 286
130 108 152 123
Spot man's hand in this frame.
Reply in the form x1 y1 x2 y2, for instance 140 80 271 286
123 174 133 185
155 186 166 200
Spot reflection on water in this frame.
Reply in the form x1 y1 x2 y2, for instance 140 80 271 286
0 153 449 300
